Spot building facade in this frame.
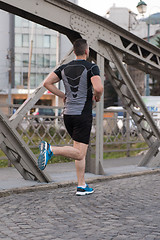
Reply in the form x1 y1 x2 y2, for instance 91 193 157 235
13 15 58 106
0 0 78 112
0 10 10 107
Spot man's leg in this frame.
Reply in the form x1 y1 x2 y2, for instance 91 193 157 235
75 157 86 186
38 140 87 170
50 141 88 161
73 141 88 186
52 141 88 186
38 140 94 195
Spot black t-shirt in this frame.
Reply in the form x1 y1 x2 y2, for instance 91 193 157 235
54 59 100 115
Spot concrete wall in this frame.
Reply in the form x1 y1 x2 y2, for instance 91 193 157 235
108 7 130 30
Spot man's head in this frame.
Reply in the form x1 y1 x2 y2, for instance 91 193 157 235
73 39 89 58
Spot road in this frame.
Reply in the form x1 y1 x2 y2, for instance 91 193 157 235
0 172 160 240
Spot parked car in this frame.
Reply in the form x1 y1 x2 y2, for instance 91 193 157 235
105 106 138 135
33 108 62 123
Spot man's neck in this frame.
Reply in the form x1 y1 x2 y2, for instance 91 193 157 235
76 55 87 60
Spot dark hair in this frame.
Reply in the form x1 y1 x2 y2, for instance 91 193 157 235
73 39 88 56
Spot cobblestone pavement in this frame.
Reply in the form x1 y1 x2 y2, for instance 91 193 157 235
0 173 160 240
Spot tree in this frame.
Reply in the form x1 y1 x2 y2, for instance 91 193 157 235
156 36 160 48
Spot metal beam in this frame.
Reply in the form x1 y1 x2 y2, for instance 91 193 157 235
10 49 74 128
105 45 160 141
138 140 160 167
0 0 160 76
0 109 51 182
0 0 160 173
95 54 105 175
104 48 160 167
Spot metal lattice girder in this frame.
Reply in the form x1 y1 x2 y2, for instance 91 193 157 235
91 54 105 175
0 109 51 182
0 0 160 77
0 50 74 182
10 49 74 128
10 83 45 128
104 47 160 167
0 0 160 171
138 141 160 167
105 46 160 142
105 63 158 148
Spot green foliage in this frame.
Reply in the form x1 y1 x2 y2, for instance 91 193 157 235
0 159 9 168
0 151 9 168
0 130 148 168
156 36 160 48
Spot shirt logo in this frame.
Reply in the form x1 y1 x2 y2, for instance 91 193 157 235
64 65 85 99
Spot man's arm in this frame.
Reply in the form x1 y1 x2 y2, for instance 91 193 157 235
91 75 104 102
43 72 65 100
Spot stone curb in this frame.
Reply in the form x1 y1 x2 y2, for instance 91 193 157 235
0 168 160 198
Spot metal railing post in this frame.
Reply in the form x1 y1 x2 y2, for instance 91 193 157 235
95 54 105 175
126 112 130 157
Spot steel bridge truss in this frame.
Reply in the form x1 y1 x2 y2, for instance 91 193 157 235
0 0 160 181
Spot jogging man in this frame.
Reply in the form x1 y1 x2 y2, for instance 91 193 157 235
38 39 103 195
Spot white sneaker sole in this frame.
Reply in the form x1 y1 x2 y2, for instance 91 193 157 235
38 141 48 170
76 190 94 196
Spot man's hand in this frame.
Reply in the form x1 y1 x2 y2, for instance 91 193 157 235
91 75 103 103
43 72 65 99
63 96 66 104
93 95 100 102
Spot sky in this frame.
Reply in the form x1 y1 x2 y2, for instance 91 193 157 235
78 0 160 18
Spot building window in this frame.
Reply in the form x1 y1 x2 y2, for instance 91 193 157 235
43 73 48 80
23 53 29 67
44 35 51 48
22 34 29 47
44 54 50 67
13 99 25 104
36 35 43 48
50 55 56 68
15 34 22 47
15 73 22 87
37 74 44 86
30 73 36 88
23 72 28 87
51 36 57 48
15 54 22 67
37 54 44 67
31 54 36 67
32 35 36 48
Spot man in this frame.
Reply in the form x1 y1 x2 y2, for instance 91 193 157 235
38 39 103 196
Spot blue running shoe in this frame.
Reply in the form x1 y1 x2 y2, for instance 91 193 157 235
76 184 94 196
38 141 53 170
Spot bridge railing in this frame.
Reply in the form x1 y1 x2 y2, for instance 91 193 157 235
0 104 157 166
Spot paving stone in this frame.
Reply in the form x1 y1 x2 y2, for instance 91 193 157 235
0 173 159 239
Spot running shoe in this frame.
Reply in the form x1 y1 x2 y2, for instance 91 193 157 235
38 141 53 170
76 184 94 196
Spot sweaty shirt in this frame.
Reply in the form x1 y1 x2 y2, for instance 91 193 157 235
54 59 100 115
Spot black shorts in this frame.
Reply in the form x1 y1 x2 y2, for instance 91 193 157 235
63 114 93 144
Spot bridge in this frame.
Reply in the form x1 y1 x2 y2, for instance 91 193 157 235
0 0 160 182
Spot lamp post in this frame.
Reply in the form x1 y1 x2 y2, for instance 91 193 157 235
137 0 150 96
136 0 147 16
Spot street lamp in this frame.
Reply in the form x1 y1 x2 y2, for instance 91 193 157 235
136 0 147 16
137 0 149 42
137 0 150 96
